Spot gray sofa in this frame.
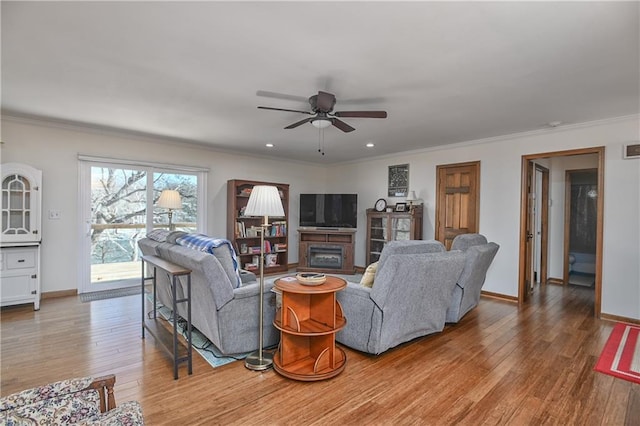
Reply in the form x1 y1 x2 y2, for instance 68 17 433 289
445 234 500 323
336 240 466 355
138 235 278 355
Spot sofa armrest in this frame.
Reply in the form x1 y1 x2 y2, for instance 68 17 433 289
0 376 97 411
336 283 378 352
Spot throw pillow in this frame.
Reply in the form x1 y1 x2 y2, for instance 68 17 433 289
166 231 187 244
360 261 378 288
146 229 170 242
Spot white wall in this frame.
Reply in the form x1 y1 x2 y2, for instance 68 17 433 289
0 117 326 294
2 115 638 320
326 116 640 320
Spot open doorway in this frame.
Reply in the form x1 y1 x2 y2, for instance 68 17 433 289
518 147 604 317
564 169 598 288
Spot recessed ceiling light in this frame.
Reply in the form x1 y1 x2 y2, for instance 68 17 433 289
265 143 274 148
366 142 375 148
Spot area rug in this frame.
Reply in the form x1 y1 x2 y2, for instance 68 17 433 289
153 304 248 368
80 286 142 302
594 323 640 384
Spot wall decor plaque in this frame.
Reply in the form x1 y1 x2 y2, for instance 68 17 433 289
388 164 409 197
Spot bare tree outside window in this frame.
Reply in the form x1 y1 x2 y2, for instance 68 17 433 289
90 167 198 269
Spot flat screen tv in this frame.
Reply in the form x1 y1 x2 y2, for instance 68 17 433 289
299 194 358 229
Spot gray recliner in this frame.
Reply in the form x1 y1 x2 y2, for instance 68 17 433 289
336 240 466 355
445 234 499 323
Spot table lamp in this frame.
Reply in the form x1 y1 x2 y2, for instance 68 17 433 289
243 185 284 371
406 190 418 212
157 189 182 231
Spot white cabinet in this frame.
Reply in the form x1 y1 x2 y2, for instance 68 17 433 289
0 246 40 310
1 163 42 310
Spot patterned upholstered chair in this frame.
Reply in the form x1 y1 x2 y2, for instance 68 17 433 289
0 374 144 425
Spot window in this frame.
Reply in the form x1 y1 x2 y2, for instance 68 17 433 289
79 156 207 292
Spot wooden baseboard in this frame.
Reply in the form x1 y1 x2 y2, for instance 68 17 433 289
42 289 77 299
480 290 518 303
547 277 564 285
600 312 640 325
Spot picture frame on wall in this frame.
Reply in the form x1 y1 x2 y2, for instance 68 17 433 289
388 164 409 197
395 202 407 212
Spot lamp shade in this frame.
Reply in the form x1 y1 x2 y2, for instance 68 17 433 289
157 190 182 210
244 185 284 217
406 190 418 202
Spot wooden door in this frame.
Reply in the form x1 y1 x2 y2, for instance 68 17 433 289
435 161 480 249
522 161 550 299
525 160 534 295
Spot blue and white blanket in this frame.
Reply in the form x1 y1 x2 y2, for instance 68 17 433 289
175 233 242 288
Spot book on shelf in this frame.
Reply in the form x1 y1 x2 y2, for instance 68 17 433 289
235 221 246 238
269 221 287 237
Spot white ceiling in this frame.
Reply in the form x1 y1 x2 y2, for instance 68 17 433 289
2 1 639 164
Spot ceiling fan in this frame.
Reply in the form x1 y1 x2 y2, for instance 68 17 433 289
257 90 387 133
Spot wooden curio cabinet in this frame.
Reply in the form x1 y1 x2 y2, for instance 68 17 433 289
366 205 423 265
227 179 289 275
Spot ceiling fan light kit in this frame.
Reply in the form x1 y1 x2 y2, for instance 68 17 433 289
311 118 332 129
258 90 387 133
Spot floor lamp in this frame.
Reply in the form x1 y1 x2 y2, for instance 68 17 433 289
243 185 284 371
157 190 182 231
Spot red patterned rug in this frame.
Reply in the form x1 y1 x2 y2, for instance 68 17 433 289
594 323 640 384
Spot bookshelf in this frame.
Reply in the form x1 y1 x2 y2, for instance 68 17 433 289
227 179 289 275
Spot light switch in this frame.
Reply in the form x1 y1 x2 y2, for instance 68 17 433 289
48 209 61 220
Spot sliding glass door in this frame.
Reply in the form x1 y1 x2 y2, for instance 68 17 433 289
79 157 206 293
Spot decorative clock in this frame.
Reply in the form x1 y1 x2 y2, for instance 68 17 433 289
374 198 387 212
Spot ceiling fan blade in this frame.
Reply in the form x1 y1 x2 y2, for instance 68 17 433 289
285 117 315 129
258 106 312 115
317 91 336 112
331 118 356 133
333 111 388 118
256 90 308 103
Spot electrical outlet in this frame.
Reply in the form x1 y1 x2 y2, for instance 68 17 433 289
48 209 61 220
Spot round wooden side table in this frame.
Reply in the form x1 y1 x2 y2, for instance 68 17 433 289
272 275 347 381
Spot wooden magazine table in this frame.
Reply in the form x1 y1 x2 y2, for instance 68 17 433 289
273 275 347 381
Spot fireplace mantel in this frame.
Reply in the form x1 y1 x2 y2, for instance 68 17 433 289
297 229 356 275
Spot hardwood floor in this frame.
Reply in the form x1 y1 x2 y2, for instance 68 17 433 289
1 284 638 425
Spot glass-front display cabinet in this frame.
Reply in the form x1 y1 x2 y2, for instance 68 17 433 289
1 163 42 310
365 205 423 265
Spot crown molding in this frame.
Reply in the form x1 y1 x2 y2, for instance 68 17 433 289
3 109 638 168
1 110 327 167
329 113 640 167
